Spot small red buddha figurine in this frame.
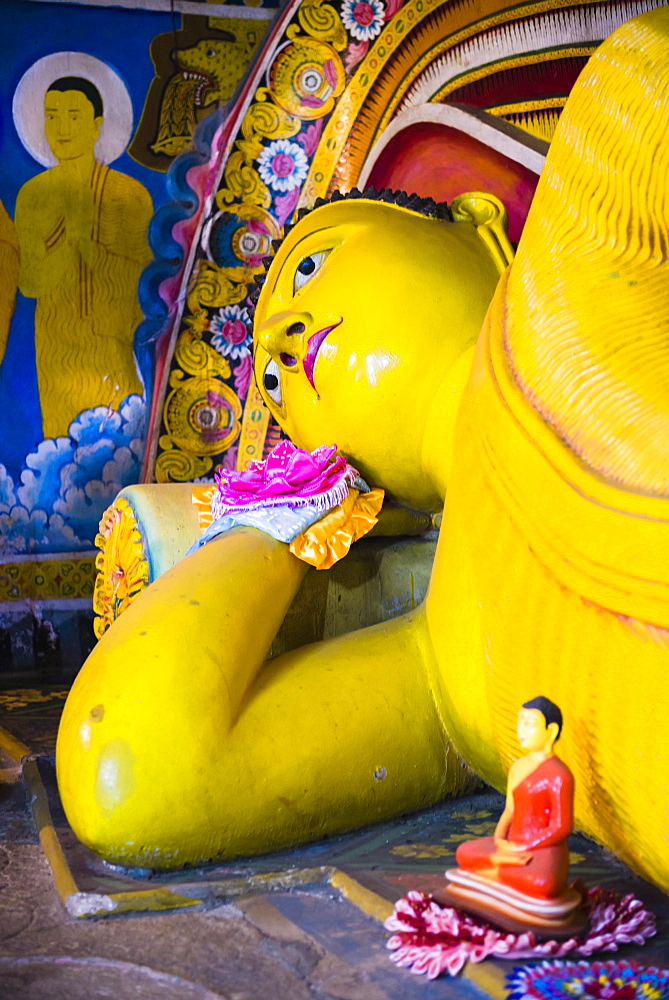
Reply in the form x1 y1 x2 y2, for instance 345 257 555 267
443 697 586 938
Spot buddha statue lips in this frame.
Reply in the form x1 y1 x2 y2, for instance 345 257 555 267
303 320 342 390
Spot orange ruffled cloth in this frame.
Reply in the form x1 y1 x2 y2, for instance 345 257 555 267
192 485 384 570
289 487 384 569
192 485 217 532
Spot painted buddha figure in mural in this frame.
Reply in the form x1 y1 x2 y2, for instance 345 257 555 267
0 200 19 368
57 10 669 896
14 76 152 439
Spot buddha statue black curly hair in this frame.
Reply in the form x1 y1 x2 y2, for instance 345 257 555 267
246 187 452 317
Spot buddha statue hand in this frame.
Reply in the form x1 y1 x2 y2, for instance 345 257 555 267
490 839 532 866
190 439 383 569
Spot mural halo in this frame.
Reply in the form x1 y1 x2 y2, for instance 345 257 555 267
13 52 134 167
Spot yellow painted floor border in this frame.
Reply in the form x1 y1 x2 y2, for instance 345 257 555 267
24 749 337 917
0 725 334 919
0 723 30 763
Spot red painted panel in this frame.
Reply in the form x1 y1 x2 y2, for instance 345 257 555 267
366 121 540 242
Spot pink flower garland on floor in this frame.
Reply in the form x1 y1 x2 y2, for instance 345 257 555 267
212 441 361 518
384 888 657 979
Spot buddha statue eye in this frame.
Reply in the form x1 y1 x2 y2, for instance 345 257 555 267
293 251 329 294
262 358 282 406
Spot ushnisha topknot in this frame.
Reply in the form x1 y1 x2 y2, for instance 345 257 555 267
246 187 452 315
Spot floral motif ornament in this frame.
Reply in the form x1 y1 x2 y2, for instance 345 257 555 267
156 299 244 483
506 959 669 1000
257 138 310 192
341 0 386 41
210 303 254 401
391 813 496 857
269 36 347 120
391 842 453 858
0 689 69 710
210 303 253 360
93 497 151 638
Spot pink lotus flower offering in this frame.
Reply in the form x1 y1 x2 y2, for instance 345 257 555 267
385 888 656 979
212 440 362 518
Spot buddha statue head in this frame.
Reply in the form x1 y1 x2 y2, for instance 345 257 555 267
252 190 512 511
518 696 563 755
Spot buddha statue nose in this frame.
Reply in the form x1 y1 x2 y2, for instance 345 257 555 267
258 312 312 370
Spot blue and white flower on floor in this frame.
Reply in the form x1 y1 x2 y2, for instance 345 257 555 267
506 959 669 1000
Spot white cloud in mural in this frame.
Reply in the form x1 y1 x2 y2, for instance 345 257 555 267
118 395 146 445
69 406 123 446
0 464 17 514
54 445 140 541
0 395 145 555
0 506 90 555
17 437 77 512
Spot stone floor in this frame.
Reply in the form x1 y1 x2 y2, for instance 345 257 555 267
0 773 490 1000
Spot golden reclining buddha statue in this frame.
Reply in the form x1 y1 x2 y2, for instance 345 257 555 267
57 9 669 891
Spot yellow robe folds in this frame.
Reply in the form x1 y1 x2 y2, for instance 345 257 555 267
428 9 669 889
15 163 152 439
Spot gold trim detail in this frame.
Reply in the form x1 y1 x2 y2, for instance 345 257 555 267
497 108 565 143
302 0 605 200
93 497 151 639
431 46 596 102
486 97 569 143
487 96 569 116
0 556 96 602
237 381 272 470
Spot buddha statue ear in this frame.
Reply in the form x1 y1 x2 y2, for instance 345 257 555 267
450 192 515 275
545 720 560 749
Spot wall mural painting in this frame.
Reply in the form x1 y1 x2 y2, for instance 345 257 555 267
0 1 276 587
14 54 153 441
146 0 658 484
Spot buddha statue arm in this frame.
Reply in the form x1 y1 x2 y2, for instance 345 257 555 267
56 525 469 866
491 772 530 866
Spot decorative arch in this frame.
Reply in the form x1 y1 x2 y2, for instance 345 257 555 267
143 0 664 482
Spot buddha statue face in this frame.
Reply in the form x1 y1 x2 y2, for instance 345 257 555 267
253 197 502 510
517 708 558 754
44 88 102 163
